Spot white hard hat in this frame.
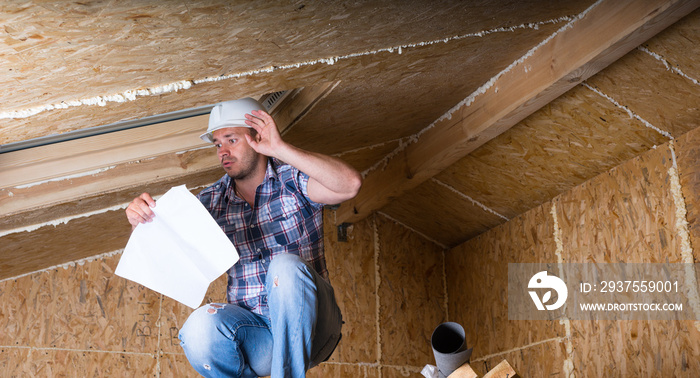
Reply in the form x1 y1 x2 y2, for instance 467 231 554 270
200 97 266 143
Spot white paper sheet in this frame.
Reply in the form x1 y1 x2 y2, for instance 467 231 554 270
116 185 238 308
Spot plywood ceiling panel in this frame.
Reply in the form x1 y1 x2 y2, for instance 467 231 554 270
333 140 402 174
380 179 506 247
586 48 700 138
0 23 566 146
0 1 591 145
643 9 700 82
434 83 671 220
0 1 592 110
281 22 565 155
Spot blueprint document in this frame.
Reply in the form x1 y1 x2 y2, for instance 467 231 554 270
116 185 238 308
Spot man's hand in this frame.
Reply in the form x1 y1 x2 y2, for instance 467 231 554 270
125 193 156 229
244 109 362 205
244 110 286 159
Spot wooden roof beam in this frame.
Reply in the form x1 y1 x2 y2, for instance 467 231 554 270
335 0 700 225
0 82 338 230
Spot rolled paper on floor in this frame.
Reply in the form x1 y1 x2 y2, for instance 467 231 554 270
431 322 473 378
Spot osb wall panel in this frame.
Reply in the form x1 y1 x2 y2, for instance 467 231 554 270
381 179 505 247
0 348 157 377
159 353 200 377
376 214 446 367
445 140 700 375
307 363 379 378
435 83 669 220
555 142 700 375
0 253 159 353
566 320 700 376
382 366 424 378
675 126 700 260
323 213 378 364
555 144 680 263
445 201 564 360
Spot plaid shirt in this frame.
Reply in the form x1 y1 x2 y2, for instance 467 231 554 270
197 158 326 317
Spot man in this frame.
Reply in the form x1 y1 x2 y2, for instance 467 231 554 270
125 97 362 377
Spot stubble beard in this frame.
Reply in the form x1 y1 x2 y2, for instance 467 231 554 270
224 149 260 180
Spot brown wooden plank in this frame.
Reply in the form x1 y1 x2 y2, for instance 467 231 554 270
0 84 334 226
0 115 209 189
447 363 479 378
482 360 519 378
0 210 131 280
472 341 567 377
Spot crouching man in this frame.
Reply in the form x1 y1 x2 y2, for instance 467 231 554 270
125 98 362 377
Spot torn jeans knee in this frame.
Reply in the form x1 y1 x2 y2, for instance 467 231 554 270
179 303 273 377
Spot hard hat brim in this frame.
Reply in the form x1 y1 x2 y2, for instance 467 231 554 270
199 121 253 143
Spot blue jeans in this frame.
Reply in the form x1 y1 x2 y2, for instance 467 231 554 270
179 254 343 377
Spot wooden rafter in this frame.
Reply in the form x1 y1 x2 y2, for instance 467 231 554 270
334 0 700 225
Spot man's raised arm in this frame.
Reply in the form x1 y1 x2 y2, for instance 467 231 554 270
244 110 362 205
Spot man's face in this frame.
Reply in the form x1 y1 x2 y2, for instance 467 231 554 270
212 127 260 180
